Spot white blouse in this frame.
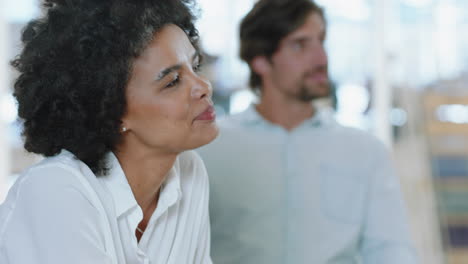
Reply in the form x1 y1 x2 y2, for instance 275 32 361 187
0 150 212 264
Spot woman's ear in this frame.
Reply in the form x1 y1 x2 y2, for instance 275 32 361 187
120 118 130 133
251 55 270 76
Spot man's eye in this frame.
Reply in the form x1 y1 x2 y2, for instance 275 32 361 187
292 42 304 51
193 63 202 72
166 75 180 88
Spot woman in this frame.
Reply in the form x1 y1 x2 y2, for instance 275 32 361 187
0 0 218 263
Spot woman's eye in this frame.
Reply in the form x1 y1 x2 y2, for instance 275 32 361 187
165 75 180 88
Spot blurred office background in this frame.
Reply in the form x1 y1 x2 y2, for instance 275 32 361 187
2 0 468 263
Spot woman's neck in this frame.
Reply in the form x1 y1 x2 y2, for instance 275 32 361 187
114 147 177 218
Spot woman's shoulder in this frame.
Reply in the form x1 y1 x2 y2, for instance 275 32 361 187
173 151 209 216
19 150 87 187
178 150 204 167
0 151 102 242
176 150 209 186
18 151 78 180
3 150 98 212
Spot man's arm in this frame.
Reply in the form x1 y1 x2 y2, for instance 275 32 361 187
360 144 419 264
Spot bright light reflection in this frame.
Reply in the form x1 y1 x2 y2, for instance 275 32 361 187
436 104 468 124
229 89 256 115
3 0 40 22
390 108 407 126
337 83 369 114
401 0 433 8
434 2 459 79
315 0 370 21
0 94 17 123
335 83 370 129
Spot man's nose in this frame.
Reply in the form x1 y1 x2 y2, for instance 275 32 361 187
311 45 328 66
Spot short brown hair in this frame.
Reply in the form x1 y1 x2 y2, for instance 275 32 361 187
239 0 325 93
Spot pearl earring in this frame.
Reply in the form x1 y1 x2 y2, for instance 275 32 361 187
121 126 127 133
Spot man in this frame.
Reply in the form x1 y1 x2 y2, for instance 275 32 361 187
198 0 418 263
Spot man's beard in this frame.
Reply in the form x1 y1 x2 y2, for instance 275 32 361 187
295 65 330 102
296 81 330 102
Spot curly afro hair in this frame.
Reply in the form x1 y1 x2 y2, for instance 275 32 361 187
11 0 200 175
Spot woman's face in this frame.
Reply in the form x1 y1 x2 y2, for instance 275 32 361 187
121 24 218 154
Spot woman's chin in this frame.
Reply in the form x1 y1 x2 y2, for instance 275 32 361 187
189 126 219 150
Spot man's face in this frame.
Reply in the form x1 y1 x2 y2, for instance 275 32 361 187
266 12 329 102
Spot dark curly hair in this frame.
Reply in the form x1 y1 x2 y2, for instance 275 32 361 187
239 0 325 94
11 0 200 175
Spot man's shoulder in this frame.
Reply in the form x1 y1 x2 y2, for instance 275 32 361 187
330 123 374 139
216 111 250 129
325 123 388 152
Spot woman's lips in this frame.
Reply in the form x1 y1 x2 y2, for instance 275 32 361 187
195 105 216 121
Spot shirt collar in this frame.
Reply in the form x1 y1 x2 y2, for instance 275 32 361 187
155 159 182 219
238 104 335 128
98 152 182 219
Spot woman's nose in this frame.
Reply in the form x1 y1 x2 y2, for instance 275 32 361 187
191 75 212 100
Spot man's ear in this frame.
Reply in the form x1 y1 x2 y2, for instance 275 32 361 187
251 55 270 76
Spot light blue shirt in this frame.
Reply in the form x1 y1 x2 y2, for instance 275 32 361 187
197 105 418 264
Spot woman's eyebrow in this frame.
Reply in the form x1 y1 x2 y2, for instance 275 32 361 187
157 50 201 81
156 65 182 81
